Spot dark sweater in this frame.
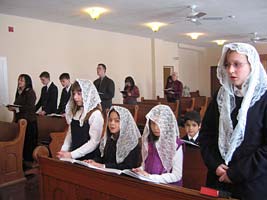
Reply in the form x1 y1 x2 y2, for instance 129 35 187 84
94 136 141 170
14 88 37 122
199 91 267 200
93 76 115 111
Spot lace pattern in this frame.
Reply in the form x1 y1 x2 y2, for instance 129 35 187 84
65 79 101 126
216 43 267 164
100 106 141 164
142 105 180 172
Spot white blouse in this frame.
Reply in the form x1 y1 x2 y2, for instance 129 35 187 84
61 109 103 159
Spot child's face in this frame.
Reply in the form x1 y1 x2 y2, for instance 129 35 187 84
184 120 201 138
108 111 120 134
150 120 160 137
73 90 83 106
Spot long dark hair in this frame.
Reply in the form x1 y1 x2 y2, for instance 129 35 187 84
18 74 33 89
70 81 82 115
147 120 159 142
124 76 135 91
106 109 120 140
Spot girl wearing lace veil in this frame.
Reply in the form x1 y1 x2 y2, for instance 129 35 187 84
200 43 267 199
133 105 183 185
84 106 141 169
57 79 104 160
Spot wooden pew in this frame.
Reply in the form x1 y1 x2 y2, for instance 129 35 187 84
160 101 179 120
0 119 27 186
199 97 211 120
136 102 159 129
183 145 207 190
180 97 195 117
39 156 229 200
194 96 208 112
190 90 200 97
37 115 68 144
140 97 160 104
112 104 139 122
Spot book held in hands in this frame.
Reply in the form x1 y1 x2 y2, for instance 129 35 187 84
60 158 159 183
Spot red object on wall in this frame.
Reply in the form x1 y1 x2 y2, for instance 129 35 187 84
8 26 14 32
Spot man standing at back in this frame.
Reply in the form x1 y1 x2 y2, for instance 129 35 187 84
36 71 58 115
93 63 115 112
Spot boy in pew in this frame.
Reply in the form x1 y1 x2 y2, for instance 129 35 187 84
57 79 103 160
133 105 183 185
84 106 141 170
182 111 201 145
57 73 71 115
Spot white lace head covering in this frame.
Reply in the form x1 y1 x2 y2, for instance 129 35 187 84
142 105 179 172
217 42 267 164
65 79 101 126
100 106 141 164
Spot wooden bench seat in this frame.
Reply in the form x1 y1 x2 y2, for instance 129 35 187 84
0 119 27 187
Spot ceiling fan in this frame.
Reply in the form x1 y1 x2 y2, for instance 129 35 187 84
250 32 267 43
186 5 223 25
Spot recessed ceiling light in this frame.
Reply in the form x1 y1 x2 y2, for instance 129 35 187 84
213 40 227 45
186 32 203 40
145 22 166 32
83 7 108 20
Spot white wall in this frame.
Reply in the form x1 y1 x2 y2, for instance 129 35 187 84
0 14 155 121
0 13 223 121
154 39 179 98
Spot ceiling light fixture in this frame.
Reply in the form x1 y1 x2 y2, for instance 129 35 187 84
84 7 108 20
213 40 227 46
186 32 203 40
146 22 166 32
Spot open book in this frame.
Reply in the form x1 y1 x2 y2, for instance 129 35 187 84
181 139 200 147
5 104 22 108
47 113 64 118
60 158 159 183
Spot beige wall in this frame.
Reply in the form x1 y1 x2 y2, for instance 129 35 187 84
0 13 227 121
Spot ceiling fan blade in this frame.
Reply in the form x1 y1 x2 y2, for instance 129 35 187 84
202 17 223 20
195 12 206 18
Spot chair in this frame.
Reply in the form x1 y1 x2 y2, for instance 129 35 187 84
0 119 27 186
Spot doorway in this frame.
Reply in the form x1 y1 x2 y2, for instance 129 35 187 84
163 66 174 89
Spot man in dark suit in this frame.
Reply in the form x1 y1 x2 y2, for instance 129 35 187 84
93 63 115 112
36 71 58 115
57 73 71 115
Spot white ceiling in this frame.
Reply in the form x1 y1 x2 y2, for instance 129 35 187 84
1 0 267 47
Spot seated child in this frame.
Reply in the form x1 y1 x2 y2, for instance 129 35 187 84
133 105 183 185
84 106 141 169
182 111 201 145
57 79 103 160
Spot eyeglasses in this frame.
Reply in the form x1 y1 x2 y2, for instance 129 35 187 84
224 62 249 69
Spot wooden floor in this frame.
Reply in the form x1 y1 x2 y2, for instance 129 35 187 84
0 172 40 200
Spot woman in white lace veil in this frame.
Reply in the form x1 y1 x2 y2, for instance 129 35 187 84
84 106 141 169
200 43 267 199
57 79 104 160
133 105 183 185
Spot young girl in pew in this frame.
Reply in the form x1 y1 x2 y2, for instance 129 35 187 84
133 105 183 185
7 74 38 164
84 106 142 169
57 79 103 160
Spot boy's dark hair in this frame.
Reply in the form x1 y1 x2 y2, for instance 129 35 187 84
39 71 50 79
98 63 106 72
184 111 201 125
59 73 70 80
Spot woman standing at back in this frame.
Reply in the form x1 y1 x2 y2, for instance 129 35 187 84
7 74 38 166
